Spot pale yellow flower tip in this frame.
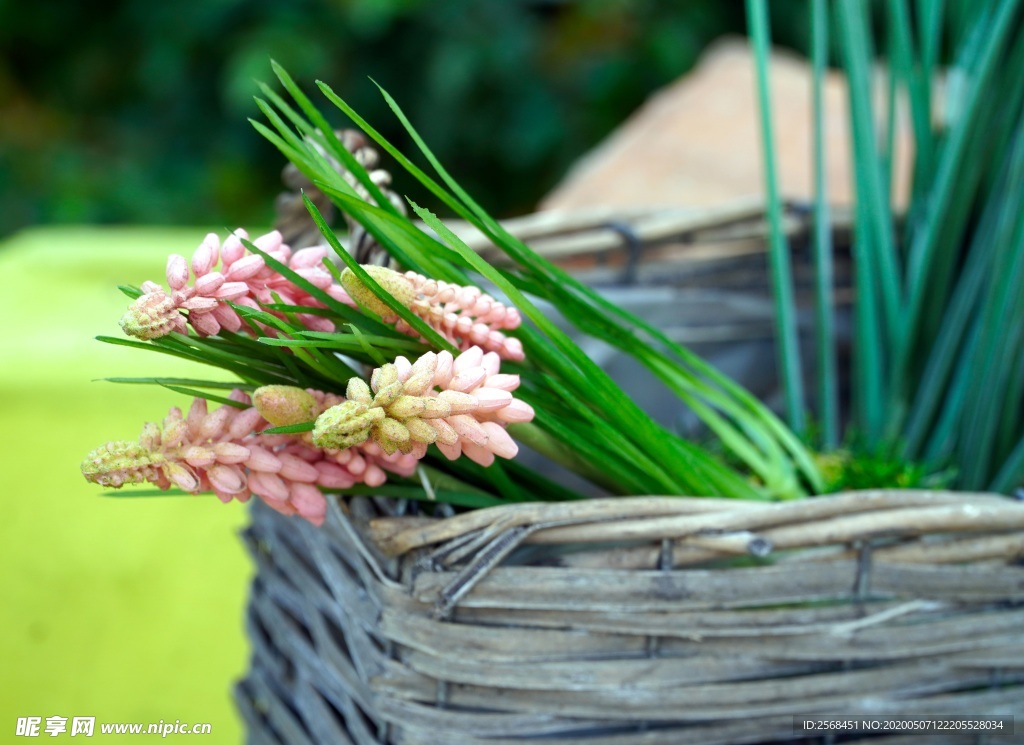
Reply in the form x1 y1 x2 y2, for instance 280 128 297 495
119 291 184 340
252 385 319 427
340 265 415 318
81 440 161 488
313 401 385 450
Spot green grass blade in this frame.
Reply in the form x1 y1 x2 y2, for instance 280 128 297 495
745 0 806 432
811 0 838 449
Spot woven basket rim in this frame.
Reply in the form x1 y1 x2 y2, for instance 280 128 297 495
366 488 1024 557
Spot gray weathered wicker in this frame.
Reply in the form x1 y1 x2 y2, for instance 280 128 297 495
236 490 1024 744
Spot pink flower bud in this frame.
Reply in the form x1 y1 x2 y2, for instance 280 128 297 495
495 398 535 423
208 464 246 494
245 445 283 473
293 267 333 289
179 296 219 312
437 390 479 414
183 446 216 468
166 255 190 290
481 422 518 458
190 312 221 336
314 461 356 489
289 483 327 526
205 414 235 446
212 281 249 300
249 471 289 503
434 351 455 387
212 304 243 332
448 367 487 393
289 246 329 269
461 441 495 467
436 441 462 461
484 374 520 392
277 453 320 483
254 230 283 252
212 442 250 464
453 346 484 374
221 231 247 265
186 398 208 439
228 407 264 440
192 234 219 277
470 388 513 411
165 462 200 491
224 254 265 282
448 414 489 446
193 271 226 296
363 463 387 487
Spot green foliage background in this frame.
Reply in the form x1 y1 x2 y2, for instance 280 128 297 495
1 0 813 237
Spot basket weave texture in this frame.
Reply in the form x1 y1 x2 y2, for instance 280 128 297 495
236 490 1024 745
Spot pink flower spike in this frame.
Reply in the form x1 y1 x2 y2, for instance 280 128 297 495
83 389 414 526
122 227 351 342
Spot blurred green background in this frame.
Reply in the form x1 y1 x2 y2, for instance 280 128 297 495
1 0 819 741
0 0 815 237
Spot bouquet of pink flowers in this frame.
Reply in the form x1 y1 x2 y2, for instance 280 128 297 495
82 64 827 523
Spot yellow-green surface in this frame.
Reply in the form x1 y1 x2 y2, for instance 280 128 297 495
1 227 254 742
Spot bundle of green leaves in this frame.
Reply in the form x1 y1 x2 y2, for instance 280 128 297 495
80 61 825 519
84 0 1022 519
749 0 1024 492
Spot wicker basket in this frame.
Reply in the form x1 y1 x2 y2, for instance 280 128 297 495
236 489 1024 744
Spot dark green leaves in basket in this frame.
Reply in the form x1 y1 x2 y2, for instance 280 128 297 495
753 0 1024 492
253 62 828 500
